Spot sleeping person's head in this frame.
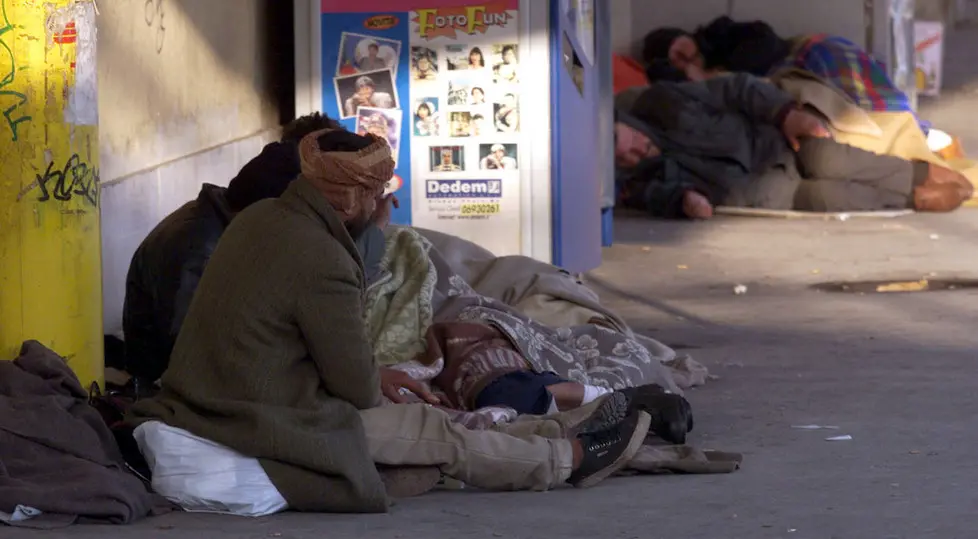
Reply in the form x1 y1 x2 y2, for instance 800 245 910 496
614 122 660 169
642 27 702 73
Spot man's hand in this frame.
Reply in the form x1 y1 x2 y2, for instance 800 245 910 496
370 194 399 229
682 190 714 220
781 109 832 151
380 367 440 404
684 64 709 82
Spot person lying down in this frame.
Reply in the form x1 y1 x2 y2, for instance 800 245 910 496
613 72 973 219
641 16 922 130
127 128 690 515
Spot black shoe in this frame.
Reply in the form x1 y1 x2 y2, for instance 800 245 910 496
619 386 693 445
567 411 651 488
578 385 693 444
575 391 631 435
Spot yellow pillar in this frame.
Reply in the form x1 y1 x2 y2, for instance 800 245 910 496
0 0 103 389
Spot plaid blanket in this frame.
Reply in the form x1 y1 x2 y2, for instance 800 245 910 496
775 34 924 130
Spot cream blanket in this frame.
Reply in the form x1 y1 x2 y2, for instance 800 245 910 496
772 68 978 197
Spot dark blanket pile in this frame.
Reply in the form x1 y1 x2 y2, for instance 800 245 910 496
0 341 169 529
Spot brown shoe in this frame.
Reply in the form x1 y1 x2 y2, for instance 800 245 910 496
927 163 974 198
377 466 442 498
913 164 973 212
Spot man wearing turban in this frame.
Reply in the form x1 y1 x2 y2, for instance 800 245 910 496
122 112 344 392
128 128 652 513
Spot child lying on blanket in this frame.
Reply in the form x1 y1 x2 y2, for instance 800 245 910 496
366 226 697 441
387 322 694 444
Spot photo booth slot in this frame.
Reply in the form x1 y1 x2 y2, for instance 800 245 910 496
295 0 615 272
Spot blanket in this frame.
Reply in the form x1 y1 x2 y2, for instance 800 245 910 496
777 34 917 119
365 227 437 366
771 68 883 138
367 226 708 399
434 279 683 394
416 227 709 389
412 227 633 333
772 71 978 202
423 322 531 410
364 228 521 428
418 233 686 393
0 341 169 528
625 445 742 475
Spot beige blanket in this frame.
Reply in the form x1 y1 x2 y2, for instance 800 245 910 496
412 227 633 333
772 69 978 200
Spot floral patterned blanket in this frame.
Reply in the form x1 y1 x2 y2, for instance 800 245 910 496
430 268 683 395
366 227 699 397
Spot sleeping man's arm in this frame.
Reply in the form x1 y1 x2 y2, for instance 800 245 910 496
704 72 796 126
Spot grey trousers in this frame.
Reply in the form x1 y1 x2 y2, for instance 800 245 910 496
739 139 921 212
792 138 922 212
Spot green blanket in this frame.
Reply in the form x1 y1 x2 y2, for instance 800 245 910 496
365 228 437 366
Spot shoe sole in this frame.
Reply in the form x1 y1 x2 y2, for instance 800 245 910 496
574 411 652 489
577 391 631 435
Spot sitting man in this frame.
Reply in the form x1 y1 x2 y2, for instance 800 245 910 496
123 113 391 390
127 128 653 513
614 72 972 219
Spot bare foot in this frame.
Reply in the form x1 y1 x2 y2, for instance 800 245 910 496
682 190 714 219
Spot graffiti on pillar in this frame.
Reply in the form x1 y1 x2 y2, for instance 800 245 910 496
0 0 32 142
144 0 166 54
26 154 100 207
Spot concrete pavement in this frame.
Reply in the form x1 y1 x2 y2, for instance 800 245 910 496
15 209 978 539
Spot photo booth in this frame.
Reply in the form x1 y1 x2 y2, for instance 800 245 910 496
295 0 614 272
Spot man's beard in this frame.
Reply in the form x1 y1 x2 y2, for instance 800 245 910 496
346 211 373 239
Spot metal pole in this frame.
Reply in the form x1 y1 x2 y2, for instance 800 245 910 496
0 0 103 389
890 0 918 109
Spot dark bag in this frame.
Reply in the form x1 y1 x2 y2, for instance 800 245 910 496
88 382 153 482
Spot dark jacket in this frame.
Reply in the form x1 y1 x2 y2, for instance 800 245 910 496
122 143 386 385
616 73 799 217
128 177 388 513
123 184 232 383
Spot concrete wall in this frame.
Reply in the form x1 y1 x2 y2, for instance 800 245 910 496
916 0 978 24
916 0 954 21
97 0 285 334
610 0 633 54
618 0 868 60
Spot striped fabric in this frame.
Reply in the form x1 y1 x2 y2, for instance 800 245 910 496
776 34 926 130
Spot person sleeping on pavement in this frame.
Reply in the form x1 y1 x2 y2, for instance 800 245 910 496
640 16 921 130
613 71 972 219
